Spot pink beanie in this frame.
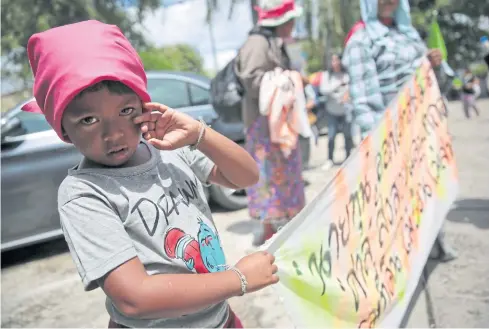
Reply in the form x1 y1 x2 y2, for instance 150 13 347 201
22 20 151 142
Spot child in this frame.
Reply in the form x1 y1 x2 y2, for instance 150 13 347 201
22 20 279 328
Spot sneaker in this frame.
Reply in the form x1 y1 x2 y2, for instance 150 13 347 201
321 160 334 171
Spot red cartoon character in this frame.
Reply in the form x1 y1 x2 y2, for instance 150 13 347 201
164 221 226 274
164 228 208 273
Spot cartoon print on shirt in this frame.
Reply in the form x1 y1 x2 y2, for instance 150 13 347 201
197 218 226 272
163 218 226 273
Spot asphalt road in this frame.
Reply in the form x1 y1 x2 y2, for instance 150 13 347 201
2 99 488 328
423 99 489 327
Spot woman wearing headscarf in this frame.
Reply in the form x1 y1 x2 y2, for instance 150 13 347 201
342 0 447 138
237 0 306 246
342 0 456 261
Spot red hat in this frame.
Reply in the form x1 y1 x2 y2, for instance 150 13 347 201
255 0 303 27
22 20 151 142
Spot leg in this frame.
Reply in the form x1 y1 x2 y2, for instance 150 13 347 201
462 94 471 118
342 116 354 159
322 114 338 170
252 221 275 247
473 105 480 116
429 222 457 262
248 117 305 246
472 100 480 116
244 117 275 246
327 114 338 162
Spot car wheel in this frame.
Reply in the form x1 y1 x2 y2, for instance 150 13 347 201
209 185 248 210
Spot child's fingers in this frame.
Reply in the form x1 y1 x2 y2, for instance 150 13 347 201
141 121 156 133
148 138 173 150
268 253 276 264
271 274 280 284
144 102 171 114
133 112 161 124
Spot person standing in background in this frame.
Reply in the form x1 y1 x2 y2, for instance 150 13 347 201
319 53 354 170
461 68 481 118
237 0 306 247
342 0 456 261
342 0 448 138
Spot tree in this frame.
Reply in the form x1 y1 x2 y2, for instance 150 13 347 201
302 0 489 72
302 0 361 73
1 0 160 86
409 0 489 69
139 45 205 73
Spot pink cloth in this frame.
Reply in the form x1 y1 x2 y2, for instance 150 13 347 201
259 68 308 158
232 312 244 328
22 20 151 142
344 20 366 46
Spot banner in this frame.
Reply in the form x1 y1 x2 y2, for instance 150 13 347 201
264 59 459 328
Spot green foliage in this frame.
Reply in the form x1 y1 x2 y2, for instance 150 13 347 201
1 0 160 84
301 0 361 72
302 40 326 74
139 45 205 73
299 0 489 72
410 0 489 69
470 62 489 76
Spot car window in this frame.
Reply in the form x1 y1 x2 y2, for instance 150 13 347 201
189 83 210 106
14 110 52 135
147 78 190 109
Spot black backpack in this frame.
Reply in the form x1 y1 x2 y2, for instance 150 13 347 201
209 57 243 123
210 28 273 123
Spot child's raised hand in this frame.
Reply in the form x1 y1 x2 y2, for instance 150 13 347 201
235 251 279 293
134 102 201 150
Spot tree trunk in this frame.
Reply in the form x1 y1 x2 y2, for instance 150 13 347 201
250 0 258 24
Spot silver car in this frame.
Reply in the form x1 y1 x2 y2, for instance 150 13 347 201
0 71 249 252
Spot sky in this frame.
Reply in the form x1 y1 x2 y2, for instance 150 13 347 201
131 0 255 72
1 0 255 96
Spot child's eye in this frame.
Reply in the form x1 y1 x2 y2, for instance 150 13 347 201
120 107 135 116
80 117 98 125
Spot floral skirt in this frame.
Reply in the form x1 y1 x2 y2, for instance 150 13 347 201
245 116 306 222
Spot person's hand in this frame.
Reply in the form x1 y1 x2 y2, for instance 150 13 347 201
133 102 201 150
427 49 443 68
306 100 316 111
235 251 279 293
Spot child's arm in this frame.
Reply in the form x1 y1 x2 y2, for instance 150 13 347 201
197 126 258 189
135 102 259 189
101 251 276 319
61 189 278 321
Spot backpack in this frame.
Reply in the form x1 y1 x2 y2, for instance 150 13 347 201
210 29 273 123
209 57 243 123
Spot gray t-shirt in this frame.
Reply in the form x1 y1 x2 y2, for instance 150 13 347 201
58 141 230 328
319 71 350 116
